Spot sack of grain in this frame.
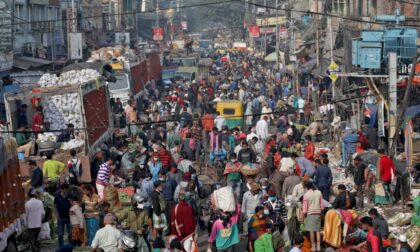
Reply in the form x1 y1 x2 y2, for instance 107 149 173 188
210 186 236 212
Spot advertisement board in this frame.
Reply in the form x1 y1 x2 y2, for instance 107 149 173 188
153 27 163 41
68 33 83 60
248 25 260 38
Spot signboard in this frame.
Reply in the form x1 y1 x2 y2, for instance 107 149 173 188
153 27 163 41
233 42 247 48
115 32 130 45
256 16 286 26
68 32 83 60
248 25 260 38
0 0 13 72
260 27 276 34
181 21 187 30
327 62 341 82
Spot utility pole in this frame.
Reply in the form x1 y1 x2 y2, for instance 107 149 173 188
388 52 397 156
156 0 159 28
315 0 320 67
275 0 279 69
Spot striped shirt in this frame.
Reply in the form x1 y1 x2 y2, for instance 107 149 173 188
97 162 111 185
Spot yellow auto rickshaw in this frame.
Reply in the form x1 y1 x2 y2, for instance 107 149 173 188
215 100 244 129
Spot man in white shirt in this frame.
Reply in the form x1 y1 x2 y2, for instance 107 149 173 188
90 213 123 252
214 111 226 131
25 189 45 252
256 115 269 151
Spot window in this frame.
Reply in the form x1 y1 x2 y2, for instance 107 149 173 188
14 4 23 31
223 108 235 115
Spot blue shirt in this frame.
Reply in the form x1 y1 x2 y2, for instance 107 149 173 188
54 192 71 219
297 157 316 177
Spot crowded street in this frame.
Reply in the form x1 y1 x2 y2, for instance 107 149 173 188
1 0 420 252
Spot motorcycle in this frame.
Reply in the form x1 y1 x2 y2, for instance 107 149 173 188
120 229 150 252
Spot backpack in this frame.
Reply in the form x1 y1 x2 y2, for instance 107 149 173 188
69 158 83 178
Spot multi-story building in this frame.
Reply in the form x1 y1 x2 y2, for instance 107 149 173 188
0 0 13 75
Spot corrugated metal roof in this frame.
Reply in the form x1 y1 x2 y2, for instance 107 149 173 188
13 56 51 70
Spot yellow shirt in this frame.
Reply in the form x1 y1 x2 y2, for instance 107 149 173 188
43 160 65 179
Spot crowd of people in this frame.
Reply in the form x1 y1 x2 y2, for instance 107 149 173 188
21 50 415 252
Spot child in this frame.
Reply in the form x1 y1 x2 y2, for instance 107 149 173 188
69 196 85 247
290 233 305 252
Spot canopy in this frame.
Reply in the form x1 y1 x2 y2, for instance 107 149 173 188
264 52 277 62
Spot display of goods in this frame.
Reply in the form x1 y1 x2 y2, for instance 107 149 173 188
38 70 100 88
405 225 420 250
60 139 84 150
387 212 413 226
42 93 83 131
37 132 57 143
210 186 236 212
88 46 138 69
240 163 260 176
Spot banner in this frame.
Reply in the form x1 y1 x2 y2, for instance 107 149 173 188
248 25 260 38
404 119 413 167
153 27 163 41
378 100 385 137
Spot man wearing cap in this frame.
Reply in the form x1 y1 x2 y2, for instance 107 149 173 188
25 188 45 252
170 188 196 241
90 213 123 252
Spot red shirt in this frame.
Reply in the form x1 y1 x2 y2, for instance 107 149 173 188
379 155 396 182
304 142 315 161
31 112 44 132
202 114 215 132
158 149 172 169
366 229 381 252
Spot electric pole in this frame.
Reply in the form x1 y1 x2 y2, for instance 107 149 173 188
275 0 279 70
315 0 320 67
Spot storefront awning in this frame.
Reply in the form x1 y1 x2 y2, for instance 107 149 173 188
13 56 52 70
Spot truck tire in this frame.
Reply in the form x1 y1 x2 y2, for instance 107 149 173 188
5 240 18 252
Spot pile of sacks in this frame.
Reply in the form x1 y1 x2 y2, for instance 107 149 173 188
37 69 101 132
88 46 138 70
38 69 100 87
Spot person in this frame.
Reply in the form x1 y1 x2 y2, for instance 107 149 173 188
214 111 226 131
224 153 242 198
54 183 72 248
332 184 354 210
117 193 151 249
304 135 315 161
248 206 270 251
353 156 368 210
296 156 316 178
238 141 256 164
16 127 34 158
242 182 263 236
171 188 196 241
179 106 193 128
302 181 324 252
150 180 167 237
393 156 410 207
29 160 43 189
159 170 177 234
113 98 124 127
356 216 383 252
290 233 305 252
398 235 413 252
314 159 332 201
58 123 75 142
256 115 269 151
96 158 114 199
282 169 301 199
264 188 287 230
378 149 396 201
69 195 85 246
129 106 138 142
67 149 83 186
25 188 45 252
43 153 66 181
31 107 44 133
368 208 389 239
18 104 28 128
148 152 162 182
292 175 310 199
81 185 101 246
90 213 124 252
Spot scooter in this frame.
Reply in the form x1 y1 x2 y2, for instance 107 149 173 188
120 229 150 252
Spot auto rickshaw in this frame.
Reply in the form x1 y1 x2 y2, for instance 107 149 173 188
215 100 244 129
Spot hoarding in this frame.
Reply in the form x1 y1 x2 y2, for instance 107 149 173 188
248 25 260 38
153 27 164 41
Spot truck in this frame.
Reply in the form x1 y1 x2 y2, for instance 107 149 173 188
0 136 26 252
4 78 112 155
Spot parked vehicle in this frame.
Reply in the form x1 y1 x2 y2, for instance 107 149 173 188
4 78 112 154
215 100 244 129
0 136 26 252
